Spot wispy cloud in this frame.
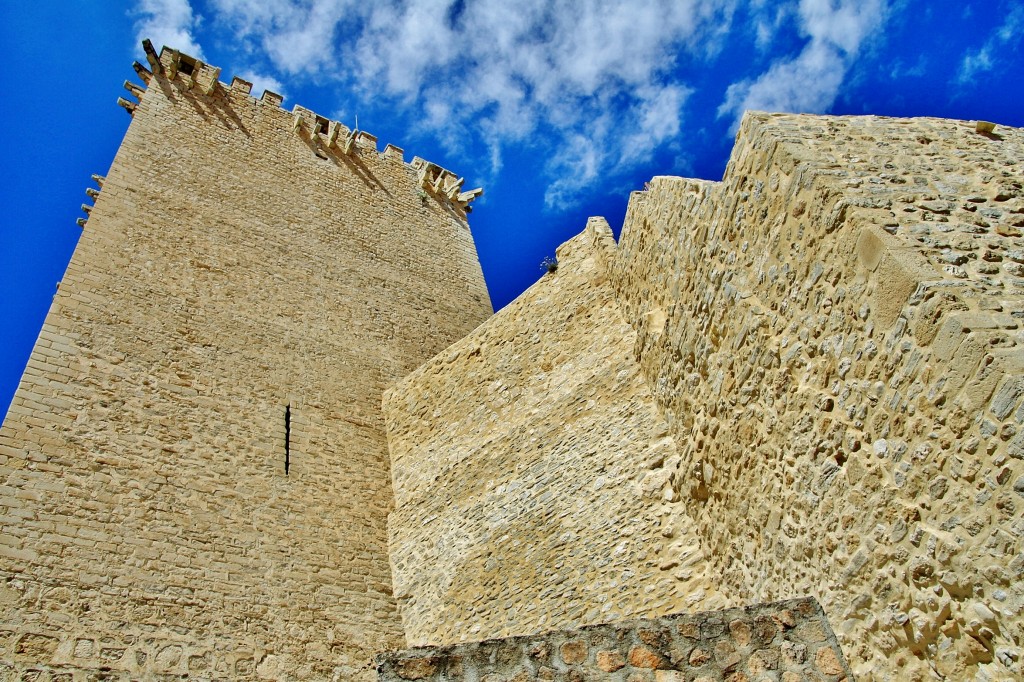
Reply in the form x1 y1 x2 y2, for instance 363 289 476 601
210 0 355 75
889 55 927 80
719 0 889 127
956 5 1023 85
750 1 795 51
202 0 737 208
134 0 204 58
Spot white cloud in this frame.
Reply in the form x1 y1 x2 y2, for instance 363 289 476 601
545 129 609 210
957 48 994 84
720 41 845 117
799 0 883 54
956 5 1023 85
210 0 357 75
752 3 794 51
997 5 1024 42
719 0 888 127
204 0 739 207
134 0 204 59
620 85 693 165
367 0 737 206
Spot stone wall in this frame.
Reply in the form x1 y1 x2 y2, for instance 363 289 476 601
613 113 1023 680
376 597 853 682
384 222 722 647
384 113 1023 681
0 48 490 681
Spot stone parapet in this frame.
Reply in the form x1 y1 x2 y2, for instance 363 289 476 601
376 597 853 682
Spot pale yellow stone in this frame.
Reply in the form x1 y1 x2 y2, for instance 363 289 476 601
4 42 1024 682
385 113 1024 682
0 44 490 682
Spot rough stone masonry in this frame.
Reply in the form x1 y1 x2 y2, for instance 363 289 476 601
376 598 854 682
384 113 1024 681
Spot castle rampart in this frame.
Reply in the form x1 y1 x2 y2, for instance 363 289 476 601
384 218 724 647
384 112 1024 680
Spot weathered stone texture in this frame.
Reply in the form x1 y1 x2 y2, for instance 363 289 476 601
376 597 853 682
0 49 490 680
613 113 1024 681
385 113 1024 680
384 221 723 646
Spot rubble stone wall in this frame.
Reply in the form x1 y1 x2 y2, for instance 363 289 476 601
612 113 1023 680
376 598 853 682
0 49 490 681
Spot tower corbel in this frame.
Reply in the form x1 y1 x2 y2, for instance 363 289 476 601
201 67 221 96
341 130 357 155
142 39 163 75
123 80 145 100
166 49 180 80
445 176 465 200
458 188 484 204
133 61 152 85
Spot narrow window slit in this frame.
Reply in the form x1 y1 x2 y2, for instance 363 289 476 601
284 404 291 475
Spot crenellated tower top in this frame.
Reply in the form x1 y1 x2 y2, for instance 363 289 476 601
117 40 482 212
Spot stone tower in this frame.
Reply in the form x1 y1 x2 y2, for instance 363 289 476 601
0 44 491 680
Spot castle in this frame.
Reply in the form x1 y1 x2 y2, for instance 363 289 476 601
1 44 1021 681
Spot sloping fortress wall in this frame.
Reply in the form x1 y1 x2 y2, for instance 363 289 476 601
383 224 725 646
0 47 490 680
385 113 1024 680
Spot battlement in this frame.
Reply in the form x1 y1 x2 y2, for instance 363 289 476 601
115 42 483 214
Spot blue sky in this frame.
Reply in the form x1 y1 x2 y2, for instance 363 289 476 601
1 0 1022 417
